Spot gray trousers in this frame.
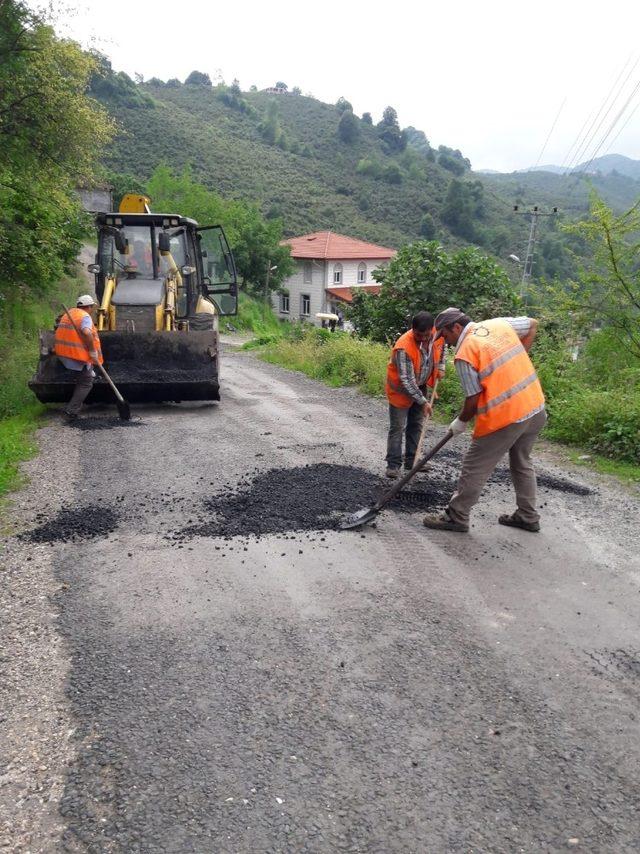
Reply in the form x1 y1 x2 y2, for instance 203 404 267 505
65 366 94 415
386 402 425 470
447 409 547 525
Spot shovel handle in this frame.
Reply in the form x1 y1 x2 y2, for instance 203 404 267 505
374 429 454 512
413 378 439 467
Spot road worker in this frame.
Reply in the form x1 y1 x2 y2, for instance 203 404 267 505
54 294 103 421
385 311 446 478
423 307 545 533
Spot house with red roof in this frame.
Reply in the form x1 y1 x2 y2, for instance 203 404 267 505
275 231 396 325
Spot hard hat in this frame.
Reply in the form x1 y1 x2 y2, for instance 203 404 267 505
76 294 96 307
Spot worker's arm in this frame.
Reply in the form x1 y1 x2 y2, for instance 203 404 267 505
395 349 431 413
79 319 99 364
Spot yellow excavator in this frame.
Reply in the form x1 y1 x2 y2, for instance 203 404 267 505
29 194 238 404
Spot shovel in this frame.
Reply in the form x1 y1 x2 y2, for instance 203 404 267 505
339 429 454 530
61 303 131 421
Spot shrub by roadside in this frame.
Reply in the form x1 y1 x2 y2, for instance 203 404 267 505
0 275 81 501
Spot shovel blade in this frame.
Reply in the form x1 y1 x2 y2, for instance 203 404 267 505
338 506 379 530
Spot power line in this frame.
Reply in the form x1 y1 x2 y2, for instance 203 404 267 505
578 76 640 173
561 52 636 174
533 98 566 170
566 53 640 173
601 96 640 157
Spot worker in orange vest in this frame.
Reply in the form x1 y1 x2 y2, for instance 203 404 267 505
385 311 446 478
54 294 103 421
423 307 545 533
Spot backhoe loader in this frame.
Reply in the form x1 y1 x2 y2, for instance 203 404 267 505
29 194 238 404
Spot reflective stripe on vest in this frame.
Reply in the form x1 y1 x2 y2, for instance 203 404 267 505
385 329 423 408
54 308 104 365
455 318 544 437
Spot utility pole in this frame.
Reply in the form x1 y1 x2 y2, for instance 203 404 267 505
513 205 558 296
263 259 277 304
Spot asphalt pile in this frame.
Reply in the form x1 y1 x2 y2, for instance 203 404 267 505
436 448 593 496
176 463 453 541
21 505 120 544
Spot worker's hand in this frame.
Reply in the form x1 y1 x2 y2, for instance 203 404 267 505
422 401 433 417
436 368 446 380
88 350 99 365
449 417 467 436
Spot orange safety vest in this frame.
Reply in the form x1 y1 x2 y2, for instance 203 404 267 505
427 331 444 389
455 318 544 438
54 307 103 365
386 329 440 408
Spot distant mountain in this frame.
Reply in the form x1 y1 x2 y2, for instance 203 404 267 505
515 154 640 180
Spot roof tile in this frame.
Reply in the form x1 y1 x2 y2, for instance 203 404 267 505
282 231 396 260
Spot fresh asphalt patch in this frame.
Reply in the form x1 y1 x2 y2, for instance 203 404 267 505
70 416 145 431
171 459 594 543
18 457 593 546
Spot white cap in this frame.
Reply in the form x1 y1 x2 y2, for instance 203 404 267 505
76 294 96 307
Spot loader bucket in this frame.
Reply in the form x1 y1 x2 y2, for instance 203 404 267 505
29 330 220 404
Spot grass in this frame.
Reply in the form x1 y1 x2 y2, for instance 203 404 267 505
0 272 82 503
226 291 285 340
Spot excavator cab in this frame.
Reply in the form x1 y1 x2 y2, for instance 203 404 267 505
29 196 239 406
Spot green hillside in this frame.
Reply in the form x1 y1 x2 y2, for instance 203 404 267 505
92 65 640 282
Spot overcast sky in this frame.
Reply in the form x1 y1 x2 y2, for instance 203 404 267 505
52 0 640 172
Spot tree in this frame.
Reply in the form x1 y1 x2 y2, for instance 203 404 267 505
441 179 484 240
292 86 301 95
146 165 294 293
230 78 241 94
419 213 436 239
335 96 353 114
349 242 517 342
558 196 640 359
337 110 360 143
275 81 288 90
376 106 406 153
185 70 212 86
0 1 114 302
437 145 471 174
361 112 372 125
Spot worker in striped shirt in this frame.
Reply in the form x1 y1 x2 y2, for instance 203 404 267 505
384 312 446 478
423 307 546 533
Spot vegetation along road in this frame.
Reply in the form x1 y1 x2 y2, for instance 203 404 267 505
2 345 639 852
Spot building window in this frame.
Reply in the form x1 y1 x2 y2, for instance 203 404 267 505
280 291 290 313
333 263 342 284
303 261 312 283
357 262 366 283
301 293 311 316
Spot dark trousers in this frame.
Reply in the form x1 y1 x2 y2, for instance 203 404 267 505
385 402 424 470
65 366 94 415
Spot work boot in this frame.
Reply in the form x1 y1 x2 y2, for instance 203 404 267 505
385 467 400 479
498 512 540 533
423 511 468 533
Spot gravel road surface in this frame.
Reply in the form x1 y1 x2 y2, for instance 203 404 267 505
2 346 640 853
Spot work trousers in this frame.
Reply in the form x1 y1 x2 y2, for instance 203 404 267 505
447 408 547 526
65 366 94 416
385 401 424 470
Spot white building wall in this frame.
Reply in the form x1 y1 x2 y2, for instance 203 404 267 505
273 256 393 326
272 259 325 322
